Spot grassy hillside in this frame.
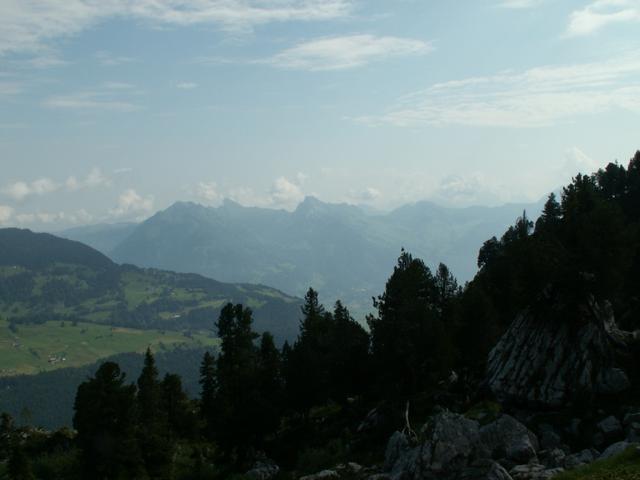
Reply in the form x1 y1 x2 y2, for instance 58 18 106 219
0 318 218 376
0 229 302 350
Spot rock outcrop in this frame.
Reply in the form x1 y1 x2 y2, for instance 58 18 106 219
486 299 634 407
383 411 542 480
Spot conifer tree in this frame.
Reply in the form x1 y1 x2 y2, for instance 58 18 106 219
199 351 217 440
73 362 144 479
137 348 173 479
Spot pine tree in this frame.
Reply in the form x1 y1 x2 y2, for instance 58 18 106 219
137 348 173 479
199 351 217 440
73 362 144 479
368 250 455 400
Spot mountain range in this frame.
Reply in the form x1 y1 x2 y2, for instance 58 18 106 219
60 197 545 316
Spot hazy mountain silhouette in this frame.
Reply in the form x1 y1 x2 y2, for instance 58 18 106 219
66 197 545 316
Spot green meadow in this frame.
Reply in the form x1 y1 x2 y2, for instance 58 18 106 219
0 318 219 376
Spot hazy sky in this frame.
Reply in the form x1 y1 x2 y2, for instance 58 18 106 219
1 0 640 228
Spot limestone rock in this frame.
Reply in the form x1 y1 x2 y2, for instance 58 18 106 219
486 299 632 407
509 464 563 480
599 441 639 460
563 449 598 469
299 470 340 480
597 416 623 443
479 415 539 463
246 460 280 480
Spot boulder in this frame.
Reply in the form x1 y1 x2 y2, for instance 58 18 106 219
245 460 280 480
509 464 563 480
597 416 623 443
486 299 632 408
420 411 480 474
299 470 340 480
385 412 541 480
479 415 539 463
599 441 639 460
539 448 565 469
460 459 513 480
563 449 598 469
539 431 561 451
626 422 640 442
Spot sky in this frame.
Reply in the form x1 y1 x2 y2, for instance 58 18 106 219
1 0 640 229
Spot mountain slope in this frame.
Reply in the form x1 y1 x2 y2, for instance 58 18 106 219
0 228 302 345
110 197 545 315
58 222 137 255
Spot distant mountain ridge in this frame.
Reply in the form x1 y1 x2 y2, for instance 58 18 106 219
0 228 301 342
70 197 545 316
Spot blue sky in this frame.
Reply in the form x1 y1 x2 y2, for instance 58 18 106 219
1 0 640 228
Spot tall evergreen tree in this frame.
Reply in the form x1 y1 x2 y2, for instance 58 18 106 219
199 351 217 440
137 348 173 479
73 362 144 479
368 250 455 400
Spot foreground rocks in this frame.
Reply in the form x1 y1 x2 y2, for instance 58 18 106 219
486 299 635 408
383 411 548 480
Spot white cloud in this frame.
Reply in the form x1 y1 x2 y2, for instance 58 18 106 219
0 205 13 223
43 90 140 112
0 1 355 56
3 178 59 201
224 175 308 209
195 181 223 204
94 51 135 66
0 81 22 97
269 176 304 206
109 189 154 218
66 167 111 190
567 0 640 36
266 34 432 71
561 147 600 178
355 52 640 128
176 82 198 89
434 173 508 207
348 187 381 202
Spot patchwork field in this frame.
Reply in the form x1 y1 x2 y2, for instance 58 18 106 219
0 318 219 376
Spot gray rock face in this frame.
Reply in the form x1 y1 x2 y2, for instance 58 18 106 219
479 415 539 464
245 460 280 480
486 300 632 407
384 412 539 480
599 441 639 460
563 449 598 469
597 416 623 443
299 470 340 480
509 464 563 480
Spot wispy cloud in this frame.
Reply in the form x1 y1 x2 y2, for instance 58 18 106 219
94 51 135 67
2 168 111 202
0 205 14 224
66 167 111 190
566 0 640 36
354 52 640 128
0 1 355 56
176 82 198 89
265 34 432 71
109 189 154 219
3 178 59 201
0 81 22 97
43 90 140 112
